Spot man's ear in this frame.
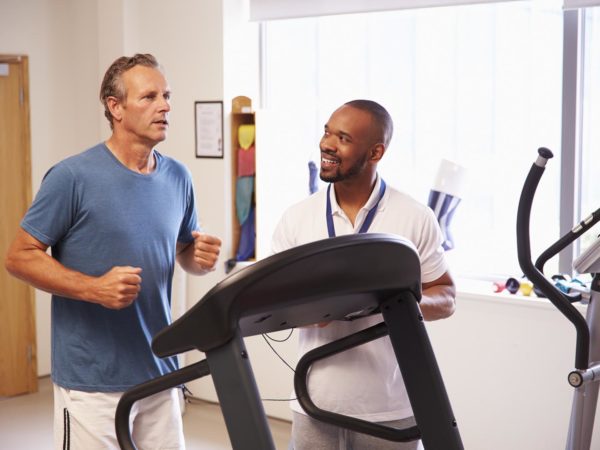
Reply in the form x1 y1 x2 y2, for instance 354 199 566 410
370 143 386 162
106 96 123 124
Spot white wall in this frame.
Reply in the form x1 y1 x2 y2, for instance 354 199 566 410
180 0 263 402
427 291 600 450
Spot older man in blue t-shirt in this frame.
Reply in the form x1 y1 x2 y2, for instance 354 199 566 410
5 54 221 450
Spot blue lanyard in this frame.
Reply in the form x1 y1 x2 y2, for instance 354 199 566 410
326 179 387 238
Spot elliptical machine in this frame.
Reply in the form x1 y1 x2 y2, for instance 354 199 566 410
517 147 600 449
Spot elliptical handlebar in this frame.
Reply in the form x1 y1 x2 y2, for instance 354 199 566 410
516 148 590 370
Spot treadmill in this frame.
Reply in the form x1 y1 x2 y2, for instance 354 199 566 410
115 233 463 449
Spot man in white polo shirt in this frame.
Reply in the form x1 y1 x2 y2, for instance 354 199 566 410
272 99 456 450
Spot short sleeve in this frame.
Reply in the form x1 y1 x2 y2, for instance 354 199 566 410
177 173 200 244
417 207 449 283
271 209 297 255
21 163 79 246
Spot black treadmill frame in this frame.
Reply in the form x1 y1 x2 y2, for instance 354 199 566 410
115 233 463 450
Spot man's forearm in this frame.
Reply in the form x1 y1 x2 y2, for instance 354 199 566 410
6 246 97 301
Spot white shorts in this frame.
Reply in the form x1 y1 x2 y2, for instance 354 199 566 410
53 384 185 450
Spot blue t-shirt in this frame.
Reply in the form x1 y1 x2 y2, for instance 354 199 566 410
21 143 199 391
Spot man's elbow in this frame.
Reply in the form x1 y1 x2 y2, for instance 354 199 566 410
432 285 457 320
4 250 21 278
445 296 457 318
4 242 32 280
442 283 457 318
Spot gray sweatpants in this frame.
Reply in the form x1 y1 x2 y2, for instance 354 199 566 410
290 412 421 450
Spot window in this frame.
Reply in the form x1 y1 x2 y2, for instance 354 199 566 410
260 1 564 278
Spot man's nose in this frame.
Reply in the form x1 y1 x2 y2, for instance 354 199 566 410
320 135 336 151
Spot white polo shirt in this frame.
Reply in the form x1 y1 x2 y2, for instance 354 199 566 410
271 176 448 422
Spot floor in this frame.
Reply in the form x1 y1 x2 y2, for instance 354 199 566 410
0 377 291 450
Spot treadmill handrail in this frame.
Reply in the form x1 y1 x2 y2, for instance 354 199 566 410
294 321 422 443
516 148 590 369
115 360 210 450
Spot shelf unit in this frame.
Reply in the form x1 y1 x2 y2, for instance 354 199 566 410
230 96 256 265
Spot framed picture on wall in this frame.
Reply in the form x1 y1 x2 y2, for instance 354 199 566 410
194 100 224 158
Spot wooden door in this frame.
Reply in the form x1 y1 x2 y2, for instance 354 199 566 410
0 55 37 396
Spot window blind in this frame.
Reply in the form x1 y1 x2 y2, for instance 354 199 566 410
563 0 600 8
249 0 520 21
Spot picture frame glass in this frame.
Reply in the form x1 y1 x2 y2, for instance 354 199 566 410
195 101 223 158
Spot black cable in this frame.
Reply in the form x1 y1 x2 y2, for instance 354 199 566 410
261 332 296 373
263 328 295 342
182 385 195 403
183 332 300 404
259 330 299 402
